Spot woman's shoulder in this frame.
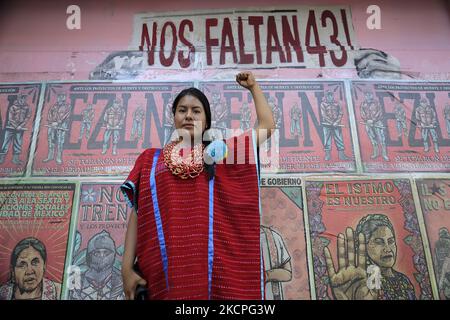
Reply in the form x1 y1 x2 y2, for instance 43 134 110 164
138 147 162 158
131 148 162 168
393 269 414 286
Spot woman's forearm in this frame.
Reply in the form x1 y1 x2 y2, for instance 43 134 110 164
236 71 275 145
122 210 138 274
251 83 275 132
266 268 292 282
250 83 275 146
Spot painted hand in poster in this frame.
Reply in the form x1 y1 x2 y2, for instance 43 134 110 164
0 237 61 300
69 230 125 300
354 48 401 79
324 228 375 300
324 214 416 300
89 51 145 80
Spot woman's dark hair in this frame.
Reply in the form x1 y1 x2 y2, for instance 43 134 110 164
355 214 395 242
172 87 212 130
172 87 215 179
10 237 47 269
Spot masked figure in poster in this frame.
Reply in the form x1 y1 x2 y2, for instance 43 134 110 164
211 91 228 137
79 103 94 141
394 102 407 140
69 231 124 300
415 97 439 153
320 91 349 161
0 94 31 165
43 93 71 165
434 227 450 299
260 226 292 300
163 95 175 145
324 214 415 300
131 105 145 141
0 237 61 300
443 103 450 137
360 91 389 161
102 98 125 155
289 103 302 139
240 102 251 131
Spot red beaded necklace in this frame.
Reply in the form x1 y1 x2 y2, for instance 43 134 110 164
163 139 205 179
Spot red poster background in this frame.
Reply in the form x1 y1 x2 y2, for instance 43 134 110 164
351 81 450 173
199 81 356 173
32 82 193 176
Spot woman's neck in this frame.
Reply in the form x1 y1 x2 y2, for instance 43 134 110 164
178 137 203 148
14 283 43 300
380 267 395 277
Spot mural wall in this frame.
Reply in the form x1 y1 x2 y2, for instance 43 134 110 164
0 0 448 300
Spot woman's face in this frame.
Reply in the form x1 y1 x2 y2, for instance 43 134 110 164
173 95 207 139
14 246 45 293
367 226 397 268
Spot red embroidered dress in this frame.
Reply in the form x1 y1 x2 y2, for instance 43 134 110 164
121 130 264 299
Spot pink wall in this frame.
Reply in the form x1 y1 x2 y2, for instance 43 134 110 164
0 0 449 81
